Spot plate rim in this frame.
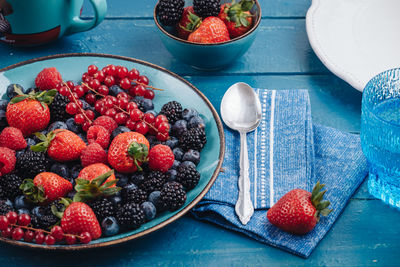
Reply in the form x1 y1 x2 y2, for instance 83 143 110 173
0 53 225 250
306 0 365 91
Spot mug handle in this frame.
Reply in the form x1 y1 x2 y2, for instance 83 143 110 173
65 0 107 35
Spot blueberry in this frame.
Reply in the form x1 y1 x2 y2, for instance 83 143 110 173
171 160 180 170
67 191 76 200
0 99 8 111
48 121 68 132
182 108 199 121
24 87 36 95
6 84 24 99
116 173 129 187
109 195 122 206
182 149 200 165
146 135 158 146
109 85 124 96
166 169 177 182
181 161 196 169
123 183 138 194
101 216 120 236
66 118 81 133
141 98 154 112
14 195 30 209
15 150 25 159
188 116 205 129
70 165 82 179
112 126 131 140
80 100 91 110
31 206 43 217
25 138 36 147
148 191 162 208
5 199 13 208
140 201 156 221
50 163 70 178
172 120 187 137
173 147 184 161
165 136 179 149
17 208 30 215
0 110 7 127
130 173 145 185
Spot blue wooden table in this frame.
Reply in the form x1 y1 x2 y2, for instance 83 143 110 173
0 0 399 266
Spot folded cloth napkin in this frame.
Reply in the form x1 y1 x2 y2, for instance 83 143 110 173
191 89 368 258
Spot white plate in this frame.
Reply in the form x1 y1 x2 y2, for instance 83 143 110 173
306 0 400 91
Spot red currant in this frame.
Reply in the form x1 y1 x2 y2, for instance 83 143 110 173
135 121 149 135
0 216 9 231
93 70 105 82
88 65 98 75
157 122 170 134
45 234 56 245
84 75 93 83
104 99 114 109
82 122 92 132
68 92 79 102
105 108 117 118
115 112 128 125
117 97 129 109
116 66 128 79
12 228 24 240
104 75 115 87
74 114 86 125
24 230 35 243
85 110 95 120
125 119 136 130
35 231 45 244
98 85 109 96
6 211 18 224
155 115 168 128
65 235 77 245
86 93 96 105
109 95 118 104
95 100 104 112
1 227 12 238
105 64 116 76
157 132 169 141
138 75 149 85
66 81 75 88
128 86 136 97
129 109 143 122
126 101 138 111
82 72 89 81
55 83 63 90
50 226 64 241
89 79 101 90
73 85 85 98
17 214 31 226
134 85 146 96
128 69 140 80
117 92 130 99
59 86 69 96
144 89 155 100
144 113 155 124
120 78 131 90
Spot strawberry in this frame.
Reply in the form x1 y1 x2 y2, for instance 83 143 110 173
78 163 116 186
148 144 175 173
35 67 63 91
108 132 150 173
0 147 16 176
218 0 254 38
188 17 230 44
93 116 118 133
6 88 57 137
80 143 108 167
20 172 73 203
267 182 333 235
31 129 87 162
86 125 110 149
61 202 102 240
0 127 27 150
177 6 202 40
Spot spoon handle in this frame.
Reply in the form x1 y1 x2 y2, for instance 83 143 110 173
235 131 254 225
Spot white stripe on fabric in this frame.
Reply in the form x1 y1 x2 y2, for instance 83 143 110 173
269 90 276 207
253 89 260 209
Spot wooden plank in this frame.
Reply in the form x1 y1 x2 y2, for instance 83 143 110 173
81 0 311 18
0 200 398 266
0 19 330 76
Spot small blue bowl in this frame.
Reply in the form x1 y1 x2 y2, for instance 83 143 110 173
154 0 262 70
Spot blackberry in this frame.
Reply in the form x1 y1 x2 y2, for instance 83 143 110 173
116 202 145 230
0 200 13 215
140 171 167 193
160 182 186 211
160 101 183 124
125 189 148 204
179 127 207 152
88 198 115 222
157 0 185 26
49 93 70 122
0 173 23 200
30 201 63 230
194 0 220 18
16 150 51 179
176 164 200 190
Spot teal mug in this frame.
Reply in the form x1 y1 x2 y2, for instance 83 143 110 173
0 0 107 46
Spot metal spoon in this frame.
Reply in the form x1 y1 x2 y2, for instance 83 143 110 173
220 82 262 225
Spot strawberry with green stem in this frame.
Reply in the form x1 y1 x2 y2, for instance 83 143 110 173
177 6 202 40
218 0 255 38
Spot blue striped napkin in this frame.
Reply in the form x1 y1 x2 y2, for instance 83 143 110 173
191 89 368 258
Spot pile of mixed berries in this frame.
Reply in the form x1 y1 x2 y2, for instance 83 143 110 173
0 64 207 245
157 0 255 44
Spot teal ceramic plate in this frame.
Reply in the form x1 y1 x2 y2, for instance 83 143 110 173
0 53 225 250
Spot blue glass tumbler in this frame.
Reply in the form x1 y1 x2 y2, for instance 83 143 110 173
361 68 400 209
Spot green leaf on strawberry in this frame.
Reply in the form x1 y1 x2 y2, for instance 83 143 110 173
127 141 149 171
20 179 47 203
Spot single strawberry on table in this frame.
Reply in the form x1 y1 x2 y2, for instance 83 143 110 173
31 129 87 162
20 172 73 203
108 132 150 173
188 16 230 44
177 6 202 40
218 0 254 38
6 88 57 137
267 182 333 235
